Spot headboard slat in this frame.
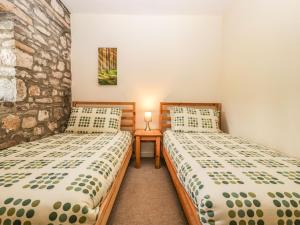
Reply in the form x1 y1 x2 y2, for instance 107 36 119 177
159 102 222 132
72 101 136 133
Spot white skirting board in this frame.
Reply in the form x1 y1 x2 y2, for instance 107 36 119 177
133 142 155 158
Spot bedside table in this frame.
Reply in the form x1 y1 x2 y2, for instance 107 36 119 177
134 129 162 169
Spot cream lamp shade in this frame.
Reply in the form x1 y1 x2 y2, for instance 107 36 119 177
144 112 152 122
144 112 152 131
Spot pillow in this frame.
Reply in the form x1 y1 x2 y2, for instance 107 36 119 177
65 107 122 133
170 106 220 133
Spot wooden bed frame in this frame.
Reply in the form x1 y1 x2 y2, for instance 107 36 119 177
72 101 136 225
160 102 222 225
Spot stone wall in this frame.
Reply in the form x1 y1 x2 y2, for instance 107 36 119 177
0 0 71 149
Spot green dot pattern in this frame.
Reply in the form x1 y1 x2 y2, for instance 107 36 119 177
182 144 202 151
283 160 300 168
226 159 256 168
0 173 32 187
208 172 244 185
22 173 68 190
267 192 300 225
173 153 185 169
261 150 287 158
196 160 224 168
60 145 82 151
107 146 123 158
44 151 71 158
204 145 223 151
212 150 237 157
47 201 88 225
37 144 61 150
243 171 284 184
224 145 247 150
87 161 113 179
98 152 118 167
237 151 264 158
199 195 215 225
187 151 211 158
71 152 96 158
186 174 204 205
255 160 287 168
19 160 54 169
178 162 193 183
16 151 45 158
66 174 102 198
277 171 300 184
52 160 84 169
223 192 264 224
0 160 25 170
0 149 18 157
0 197 40 225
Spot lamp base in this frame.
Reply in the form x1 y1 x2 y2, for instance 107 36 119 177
145 122 151 131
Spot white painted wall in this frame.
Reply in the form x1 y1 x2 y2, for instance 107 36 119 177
222 0 300 157
71 14 223 157
71 6 300 158
71 14 223 128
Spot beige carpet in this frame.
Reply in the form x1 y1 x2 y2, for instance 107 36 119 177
107 158 188 225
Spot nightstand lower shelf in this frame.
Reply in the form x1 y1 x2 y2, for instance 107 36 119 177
134 129 162 169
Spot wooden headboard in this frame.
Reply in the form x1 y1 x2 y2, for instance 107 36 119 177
72 101 136 133
160 102 222 132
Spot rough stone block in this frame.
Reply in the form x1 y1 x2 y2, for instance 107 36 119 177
57 61 65 71
48 121 58 131
16 48 33 69
35 98 53 104
38 110 49 121
0 67 16 77
51 0 65 17
33 126 44 135
1 114 20 131
34 7 50 24
16 79 27 101
22 117 37 129
0 20 14 30
33 72 47 79
0 78 16 102
0 49 16 66
2 40 15 47
52 71 63 79
28 85 40 96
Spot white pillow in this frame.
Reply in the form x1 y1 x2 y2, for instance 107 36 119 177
65 107 122 133
170 106 220 133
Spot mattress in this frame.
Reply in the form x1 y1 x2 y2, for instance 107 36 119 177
163 130 300 225
0 131 132 225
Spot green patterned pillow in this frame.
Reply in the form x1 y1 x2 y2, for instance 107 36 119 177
170 106 220 133
65 107 122 133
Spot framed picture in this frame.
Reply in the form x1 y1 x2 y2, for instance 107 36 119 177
98 48 117 85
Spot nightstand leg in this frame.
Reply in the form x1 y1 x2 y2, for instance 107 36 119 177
135 136 141 168
155 137 161 169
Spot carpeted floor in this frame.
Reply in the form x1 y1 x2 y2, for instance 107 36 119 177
107 158 188 225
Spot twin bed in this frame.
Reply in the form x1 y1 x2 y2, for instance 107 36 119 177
0 101 299 225
0 102 135 225
160 102 300 225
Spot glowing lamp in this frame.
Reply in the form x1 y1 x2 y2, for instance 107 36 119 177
144 112 152 131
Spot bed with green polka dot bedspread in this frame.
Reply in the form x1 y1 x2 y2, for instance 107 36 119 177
163 130 300 225
0 131 132 225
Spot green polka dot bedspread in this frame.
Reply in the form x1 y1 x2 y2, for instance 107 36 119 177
0 131 132 225
163 130 300 225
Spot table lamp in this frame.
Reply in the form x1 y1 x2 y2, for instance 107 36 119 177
144 112 152 131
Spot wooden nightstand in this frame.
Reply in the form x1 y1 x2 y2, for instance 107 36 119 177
134 129 162 169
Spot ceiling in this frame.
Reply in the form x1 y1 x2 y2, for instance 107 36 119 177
62 0 233 15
